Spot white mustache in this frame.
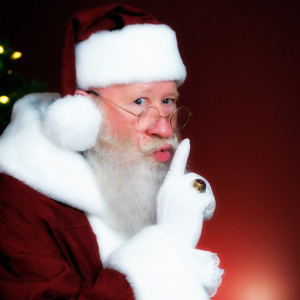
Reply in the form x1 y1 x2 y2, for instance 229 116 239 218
139 134 179 155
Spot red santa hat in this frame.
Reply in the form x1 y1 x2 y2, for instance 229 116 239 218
61 3 186 95
43 3 186 151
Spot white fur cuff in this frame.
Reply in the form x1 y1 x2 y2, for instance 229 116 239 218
188 249 224 297
43 95 102 151
106 226 210 300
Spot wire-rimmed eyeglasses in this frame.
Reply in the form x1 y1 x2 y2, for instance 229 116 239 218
86 90 192 131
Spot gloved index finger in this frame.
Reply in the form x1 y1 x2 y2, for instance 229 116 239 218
169 138 190 175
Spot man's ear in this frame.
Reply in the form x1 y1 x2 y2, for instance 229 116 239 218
75 89 89 96
75 89 100 106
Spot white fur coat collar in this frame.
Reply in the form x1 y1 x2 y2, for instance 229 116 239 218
0 93 223 299
0 93 109 217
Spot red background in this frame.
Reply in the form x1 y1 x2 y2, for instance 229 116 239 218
1 1 299 299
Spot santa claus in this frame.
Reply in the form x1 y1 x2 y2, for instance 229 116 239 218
0 3 223 299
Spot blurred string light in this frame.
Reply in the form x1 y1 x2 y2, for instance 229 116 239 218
0 96 10 104
0 44 23 106
0 41 47 133
0 45 4 71
0 44 23 59
11 51 22 60
0 45 9 104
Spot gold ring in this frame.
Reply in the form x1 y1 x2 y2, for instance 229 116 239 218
192 179 206 193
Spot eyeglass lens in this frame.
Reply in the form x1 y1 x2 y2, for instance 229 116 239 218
175 106 191 129
139 107 160 130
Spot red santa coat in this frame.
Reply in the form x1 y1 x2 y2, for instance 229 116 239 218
0 93 222 299
0 174 134 299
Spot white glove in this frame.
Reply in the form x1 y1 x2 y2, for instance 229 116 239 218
157 139 216 248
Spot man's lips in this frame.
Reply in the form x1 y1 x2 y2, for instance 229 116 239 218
153 144 172 162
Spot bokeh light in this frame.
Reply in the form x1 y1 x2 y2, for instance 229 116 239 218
0 95 10 104
11 51 22 60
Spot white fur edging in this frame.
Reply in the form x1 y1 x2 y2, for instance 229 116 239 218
0 93 107 216
75 24 187 89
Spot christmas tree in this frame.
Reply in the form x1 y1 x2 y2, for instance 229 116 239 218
0 40 47 134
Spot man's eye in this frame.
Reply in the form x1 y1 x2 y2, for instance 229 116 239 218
134 98 146 105
162 98 174 105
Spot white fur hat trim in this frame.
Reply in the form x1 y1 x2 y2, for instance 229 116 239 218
43 95 102 151
75 24 187 89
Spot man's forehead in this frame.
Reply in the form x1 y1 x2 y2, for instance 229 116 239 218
94 81 179 98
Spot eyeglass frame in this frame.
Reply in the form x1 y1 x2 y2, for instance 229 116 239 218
86 90 192 130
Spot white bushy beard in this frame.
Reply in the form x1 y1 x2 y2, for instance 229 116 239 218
85 118 180 235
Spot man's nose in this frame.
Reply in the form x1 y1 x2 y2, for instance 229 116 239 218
146 115 174 138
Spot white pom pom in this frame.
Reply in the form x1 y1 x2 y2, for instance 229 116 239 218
43 94 102 151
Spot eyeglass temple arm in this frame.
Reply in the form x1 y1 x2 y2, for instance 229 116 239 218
86 90 140 117
86 90 191 125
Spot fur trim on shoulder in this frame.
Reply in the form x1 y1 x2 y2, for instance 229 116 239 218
0 93 108 216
